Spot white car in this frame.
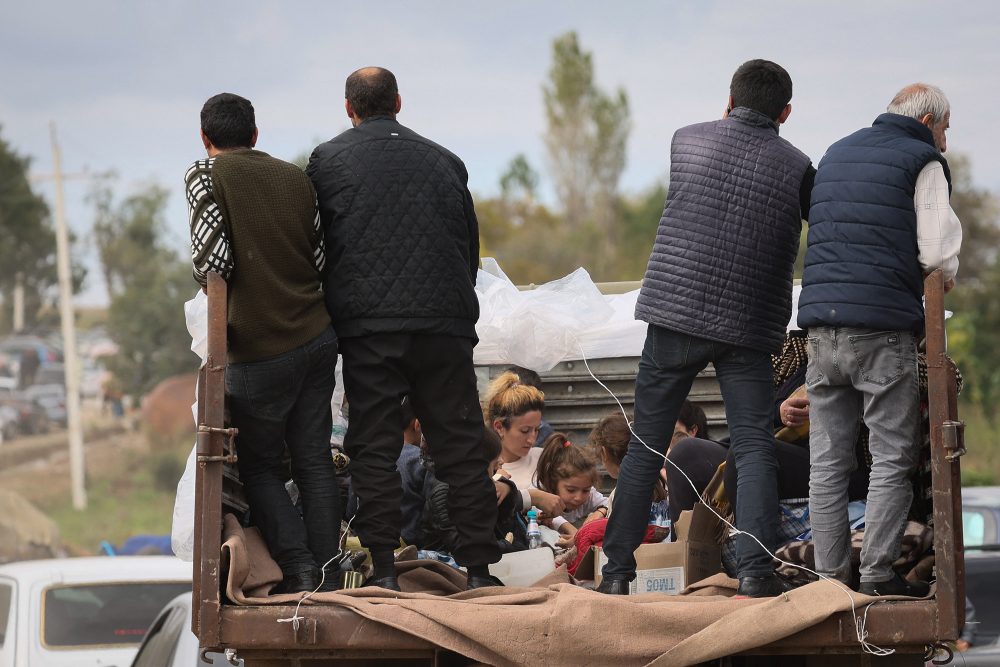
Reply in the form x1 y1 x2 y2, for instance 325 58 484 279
130 592 239 667
0 556 191 667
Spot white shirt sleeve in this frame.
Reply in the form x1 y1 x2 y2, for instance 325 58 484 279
915 161 962 281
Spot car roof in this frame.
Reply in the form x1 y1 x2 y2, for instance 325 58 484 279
0 556 191 586
963 486 1000 506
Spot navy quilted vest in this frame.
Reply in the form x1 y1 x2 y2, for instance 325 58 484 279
797 113 949 331
635 108 811 354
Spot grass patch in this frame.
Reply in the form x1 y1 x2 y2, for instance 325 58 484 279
959 398 1000 486
36 444 187 554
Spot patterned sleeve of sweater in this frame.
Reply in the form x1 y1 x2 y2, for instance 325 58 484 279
185 158 232 286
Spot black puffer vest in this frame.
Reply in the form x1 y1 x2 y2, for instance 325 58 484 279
635 108 811 353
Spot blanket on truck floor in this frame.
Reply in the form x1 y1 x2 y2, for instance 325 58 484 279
219 514 914 667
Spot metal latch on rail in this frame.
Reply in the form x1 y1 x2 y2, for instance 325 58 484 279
942 420 966 461
196 425 239 463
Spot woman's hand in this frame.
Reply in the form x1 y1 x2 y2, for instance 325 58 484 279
780 395 810 427
528 489 566 517
494 480 511 505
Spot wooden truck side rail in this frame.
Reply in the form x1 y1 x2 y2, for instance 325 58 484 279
193 270 965 664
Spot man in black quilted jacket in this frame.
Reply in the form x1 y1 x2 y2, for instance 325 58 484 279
307 67 501 591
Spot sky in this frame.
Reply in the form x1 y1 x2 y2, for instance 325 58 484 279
3 1 998 305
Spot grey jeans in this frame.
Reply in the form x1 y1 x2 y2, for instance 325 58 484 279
806 326 920 584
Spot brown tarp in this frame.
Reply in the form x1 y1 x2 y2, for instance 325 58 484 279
221 515 892 667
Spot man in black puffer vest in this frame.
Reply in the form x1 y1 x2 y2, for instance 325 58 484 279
799 84 962 597
598 60 815 598
307 67 501 592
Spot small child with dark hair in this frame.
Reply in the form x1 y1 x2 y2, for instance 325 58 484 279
419 428 527 555
534 432 609 546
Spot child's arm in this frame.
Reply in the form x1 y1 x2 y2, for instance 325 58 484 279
583 487 611 526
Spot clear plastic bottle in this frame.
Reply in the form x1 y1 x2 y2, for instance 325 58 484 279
526 509 543 549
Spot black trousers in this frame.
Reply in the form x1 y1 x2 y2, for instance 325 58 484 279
227 326 340 575
339 333 500 568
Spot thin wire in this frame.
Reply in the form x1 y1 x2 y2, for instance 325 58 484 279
576 344 895 656
277 508 360 631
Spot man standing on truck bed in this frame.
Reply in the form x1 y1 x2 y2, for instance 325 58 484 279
307 67 501 591
186 93 341 595
598 60 815 597
798 83 962 596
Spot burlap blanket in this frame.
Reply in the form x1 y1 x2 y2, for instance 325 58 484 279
221 515 891 667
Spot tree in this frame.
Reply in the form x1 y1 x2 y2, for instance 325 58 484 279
91 184 171 300
542 32 631 277
92 184 196 397
499 154 539 204
935 155 1000 421
0 128 60 331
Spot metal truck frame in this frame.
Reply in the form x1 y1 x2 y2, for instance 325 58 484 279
192 270 965 666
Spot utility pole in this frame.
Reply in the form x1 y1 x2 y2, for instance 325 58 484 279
49 122 87 510
12 273 24 333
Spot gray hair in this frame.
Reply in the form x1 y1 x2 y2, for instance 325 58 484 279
887 83 950 123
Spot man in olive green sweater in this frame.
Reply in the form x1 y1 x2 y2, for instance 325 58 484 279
186 93 340 594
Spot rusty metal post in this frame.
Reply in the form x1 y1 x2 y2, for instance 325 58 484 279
924 269 965 640
192 272 228 646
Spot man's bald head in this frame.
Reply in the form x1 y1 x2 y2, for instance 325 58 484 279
345 67 399 121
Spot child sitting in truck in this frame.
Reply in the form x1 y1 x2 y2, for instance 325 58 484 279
590 413 668 520
533 432 610 547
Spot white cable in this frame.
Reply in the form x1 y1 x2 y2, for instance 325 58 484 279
576 344 895 656
278 507 360 631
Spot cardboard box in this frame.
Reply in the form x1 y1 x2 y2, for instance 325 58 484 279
578 503 722 595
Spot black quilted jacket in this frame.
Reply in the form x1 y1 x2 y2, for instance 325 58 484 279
307 116 480 339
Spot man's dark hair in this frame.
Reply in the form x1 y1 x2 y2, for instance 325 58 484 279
729 60 793 121
345 67 398 119
200 93 256 149
677 399 709 439
505 366 543 393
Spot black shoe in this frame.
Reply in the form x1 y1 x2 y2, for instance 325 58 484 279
737 574 794 598
858 573 929 598
316 567 340 593
467 573 505 590
271 568 320 595
595 577 630 595
364 575 401 592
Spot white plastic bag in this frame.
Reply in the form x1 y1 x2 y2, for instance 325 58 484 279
172 291 210 561
170 444 198 561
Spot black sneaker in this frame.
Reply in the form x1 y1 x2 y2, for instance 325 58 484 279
364 575 402 592
467 573 505 590
595 577 630 595
736 574 794 598
271 568 320 595
858 573 929 598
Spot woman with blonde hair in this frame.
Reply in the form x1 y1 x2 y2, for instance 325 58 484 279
485 371 564 517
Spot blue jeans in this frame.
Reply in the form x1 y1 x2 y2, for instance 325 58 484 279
227 326 341 575
806 327 920 584
602 325 779 580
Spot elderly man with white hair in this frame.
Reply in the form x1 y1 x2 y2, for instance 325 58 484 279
797 83 962 597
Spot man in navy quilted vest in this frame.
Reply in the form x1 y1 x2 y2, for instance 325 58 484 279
307 67 501 592
798 84 962 597
598 60 815 597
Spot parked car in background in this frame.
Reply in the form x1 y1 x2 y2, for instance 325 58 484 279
0 556 191 667
130 592 239 667
31 364 65 388
0 386 48 436
962 486 1000 660
23 385 67 428
0 404 17 443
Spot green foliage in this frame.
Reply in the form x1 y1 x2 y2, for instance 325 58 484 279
0 127 60 331
92 184 195 397
542 31 631 276
499 154 539 202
